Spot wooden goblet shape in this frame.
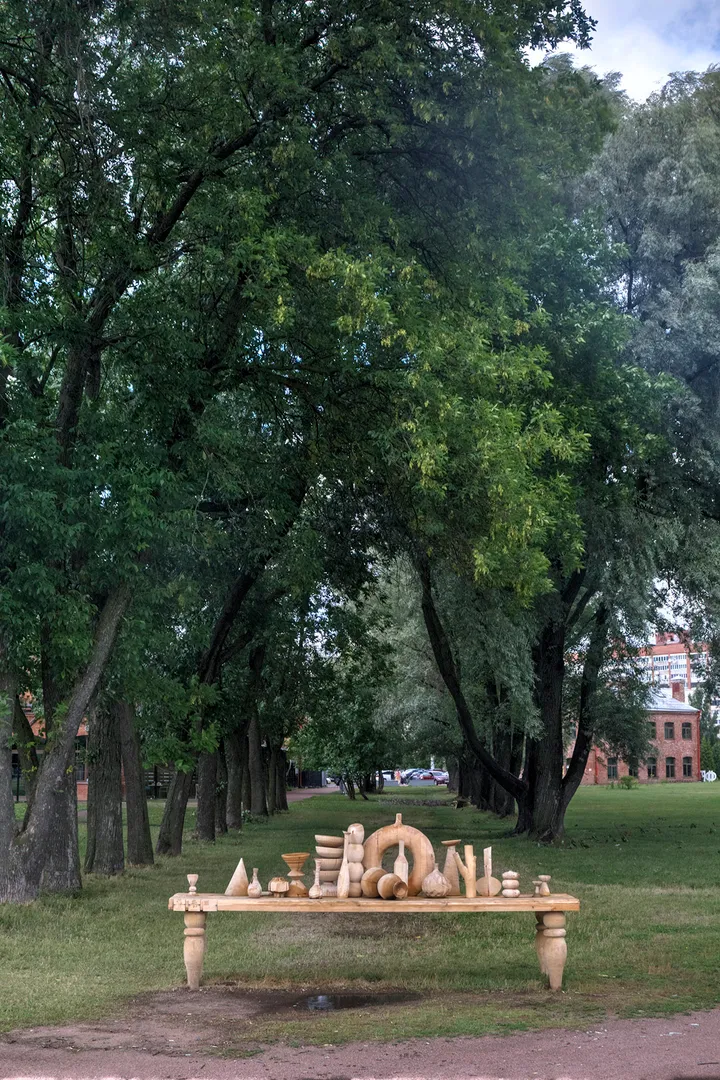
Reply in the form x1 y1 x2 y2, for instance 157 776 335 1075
282 852 310 897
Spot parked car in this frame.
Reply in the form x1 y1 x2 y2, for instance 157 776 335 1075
431 769 449 785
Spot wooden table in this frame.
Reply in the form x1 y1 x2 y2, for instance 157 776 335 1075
168 891 580 992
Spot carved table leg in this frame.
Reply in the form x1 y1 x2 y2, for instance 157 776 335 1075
535 912 566 990
184 912 207 989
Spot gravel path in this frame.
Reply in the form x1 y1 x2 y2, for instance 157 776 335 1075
3 1006 720 1079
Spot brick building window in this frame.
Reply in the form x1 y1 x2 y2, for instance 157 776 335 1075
647 758 657 778
664 722 675 739
648 721 656 738
628 762 639 777
683 756 693 777
666 756 676 779
607 757 618 780
682 722 692 739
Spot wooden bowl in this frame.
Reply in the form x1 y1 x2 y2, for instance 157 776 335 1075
314 835 344 847
316 857 343 870
318 869 341 882
316 845 345 858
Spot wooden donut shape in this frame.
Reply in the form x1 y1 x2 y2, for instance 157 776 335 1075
363 814 435 897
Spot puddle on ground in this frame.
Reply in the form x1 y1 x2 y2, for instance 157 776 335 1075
302 991 419 1012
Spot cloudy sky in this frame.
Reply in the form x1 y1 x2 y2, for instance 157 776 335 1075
542 0 720 100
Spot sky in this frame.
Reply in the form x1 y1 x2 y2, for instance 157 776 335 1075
540 0 720 100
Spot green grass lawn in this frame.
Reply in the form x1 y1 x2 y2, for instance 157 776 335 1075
2 783 720 1045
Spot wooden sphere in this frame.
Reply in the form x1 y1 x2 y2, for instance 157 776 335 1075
347 844 364 863
348 862 364 883
476 875 502 897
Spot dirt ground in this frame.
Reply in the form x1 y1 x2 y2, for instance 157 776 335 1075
3 986 720 1080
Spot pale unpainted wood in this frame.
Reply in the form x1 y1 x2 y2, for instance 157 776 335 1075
363 814 435 897
169 892 580 912
183 912 206 990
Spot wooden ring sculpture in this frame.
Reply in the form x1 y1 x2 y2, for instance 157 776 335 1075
363 813 435 897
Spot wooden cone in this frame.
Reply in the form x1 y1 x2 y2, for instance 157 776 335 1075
225 857 249 896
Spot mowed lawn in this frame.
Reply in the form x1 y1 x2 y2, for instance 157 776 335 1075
2 783 720 1044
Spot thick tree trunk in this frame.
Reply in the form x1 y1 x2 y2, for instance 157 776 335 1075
195 750 218 842
523 621 567 841
0 587 130 902
225 729 245 829
116 701 153 866
85 703 124 876
376 769 384 793
275 748 288 811
344 774 356 799
447 758 459 794
215 744 228 835
156 768 194 856
247 714 267 816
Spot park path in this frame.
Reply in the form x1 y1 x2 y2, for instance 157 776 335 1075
3 1006 720 1079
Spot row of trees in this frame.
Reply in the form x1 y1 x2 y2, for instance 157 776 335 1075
4 2 720 902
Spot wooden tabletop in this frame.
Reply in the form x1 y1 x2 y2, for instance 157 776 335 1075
168 892 580 913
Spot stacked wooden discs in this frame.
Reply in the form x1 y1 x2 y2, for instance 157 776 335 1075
314 834 344 896
501 870 520 897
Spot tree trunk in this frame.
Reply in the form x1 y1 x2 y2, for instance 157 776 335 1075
241 746 251 814
275 748 288 811
85 703 124 876
344 774 356 799
156 768 194 856
12 695 40 817
523 621 567 841
267 743 278 813
116 700 153 866
376 769 384 793
247 713 267 816
446 759 458 794
225 729 245 829
215 743 228 835
36 631 82 893
247 644 267 817
195 750 217 842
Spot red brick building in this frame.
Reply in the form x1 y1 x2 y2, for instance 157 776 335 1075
576 686 701 785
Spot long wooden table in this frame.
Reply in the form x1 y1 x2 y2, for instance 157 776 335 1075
168 891 580 992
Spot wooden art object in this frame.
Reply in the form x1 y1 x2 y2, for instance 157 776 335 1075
247 868 263 898
320 883 338 896
376 872 409 900
501 870 520 898
309 861 323 899
422 863 451 898
318 869 342 882
282 852 310 897
348 882 362 897
363 814 435 897
538 875 551 895
347 841 364 863
347 823 365 844
348 862 364 883
225 857 249 897
187 873 198 894
535 911 567 990
360 866 386 898
394 839 409 884
476 845 501 897
441 840 461 896
314 834 343 891
269 876 290 897
336 832 351 899
316 857 343 870
453 845 477 899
